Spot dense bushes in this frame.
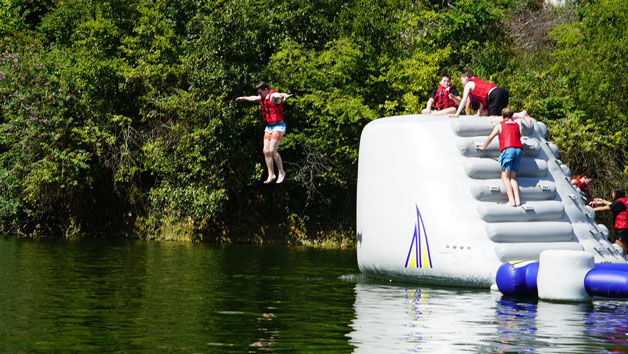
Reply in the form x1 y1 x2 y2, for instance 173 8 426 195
0 0 626 241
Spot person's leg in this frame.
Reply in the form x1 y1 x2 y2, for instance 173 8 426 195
513 110 529 119
432 107 457 115
268 136 285 183
509 150 523 206
618 232 628 257
263 136 276 184
615 239 627 257
501 170 515 206
508 170 521 206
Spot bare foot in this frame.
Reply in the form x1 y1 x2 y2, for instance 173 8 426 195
507 201 516 207
276 172 285 184
264 175 277 184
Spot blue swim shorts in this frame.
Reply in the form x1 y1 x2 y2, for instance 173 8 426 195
498 147 523 172
264 121 286 140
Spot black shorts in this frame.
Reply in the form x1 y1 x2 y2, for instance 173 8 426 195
486 87 509 116
616 228 628 244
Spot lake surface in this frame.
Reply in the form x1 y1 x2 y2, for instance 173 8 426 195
1 237 627 353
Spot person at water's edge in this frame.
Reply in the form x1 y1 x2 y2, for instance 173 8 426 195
236 81 293 184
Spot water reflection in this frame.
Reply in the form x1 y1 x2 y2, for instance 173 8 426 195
492 297 539 353
348 282 496 352
348 281 628 353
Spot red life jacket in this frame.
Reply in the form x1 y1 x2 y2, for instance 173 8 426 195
498 119 522 151
259 89 284 124
571 176 590 197
434 85 456 110
614 198 628 229
468 77 497 106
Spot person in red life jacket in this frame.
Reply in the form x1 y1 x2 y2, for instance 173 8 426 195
455 71 509 117
593 188 628 256
570 170 597 202
477 108 532 207
421 74 461 115
236 81 293 184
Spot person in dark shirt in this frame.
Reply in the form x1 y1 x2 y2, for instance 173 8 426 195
421 74 461 115
593 187 628 256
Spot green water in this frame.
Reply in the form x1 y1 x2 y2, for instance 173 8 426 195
0 238 357 352
2 237 628 353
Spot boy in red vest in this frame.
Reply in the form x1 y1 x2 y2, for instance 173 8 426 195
593 188 628 256
236 81 293 184
456 71 509 117
477 108 531 207
570 170 597 202
421 74 461 115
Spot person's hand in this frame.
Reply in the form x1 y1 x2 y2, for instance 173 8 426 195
235 97 244 102
476 144 486 151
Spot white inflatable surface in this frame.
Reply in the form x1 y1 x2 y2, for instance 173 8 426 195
356 114 624 288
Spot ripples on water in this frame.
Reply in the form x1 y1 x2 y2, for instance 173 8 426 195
0 237 627 353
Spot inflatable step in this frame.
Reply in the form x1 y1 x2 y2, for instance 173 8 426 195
463 157 548 179
478 201 564 222
494 242 583 263
456 136 540 158
470 179 556 201
451 118 534 137
486 221 574 243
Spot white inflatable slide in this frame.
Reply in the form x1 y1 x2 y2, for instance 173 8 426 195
356 114 625 289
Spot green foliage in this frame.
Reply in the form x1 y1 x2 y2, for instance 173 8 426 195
1 0 627 242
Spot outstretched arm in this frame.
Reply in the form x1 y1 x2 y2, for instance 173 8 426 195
477 125 500 151
235 95 261 102
592 198 611 206
268 92 294 104
593 205 611 212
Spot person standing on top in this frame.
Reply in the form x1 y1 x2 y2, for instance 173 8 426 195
421 74 461 115
477 108 532 207
236 81 293 184
455 71 509 117
593 188 628 257
571 170 597 202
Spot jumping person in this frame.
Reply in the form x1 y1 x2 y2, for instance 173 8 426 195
593 188 628 257
455 71 509 117
421 74 461 115
236 81 293 184
477 108 532 207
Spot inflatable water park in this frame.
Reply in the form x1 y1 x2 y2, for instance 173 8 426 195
356 114 628 301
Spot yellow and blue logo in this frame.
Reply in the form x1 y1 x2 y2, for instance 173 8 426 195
404 204 433 269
